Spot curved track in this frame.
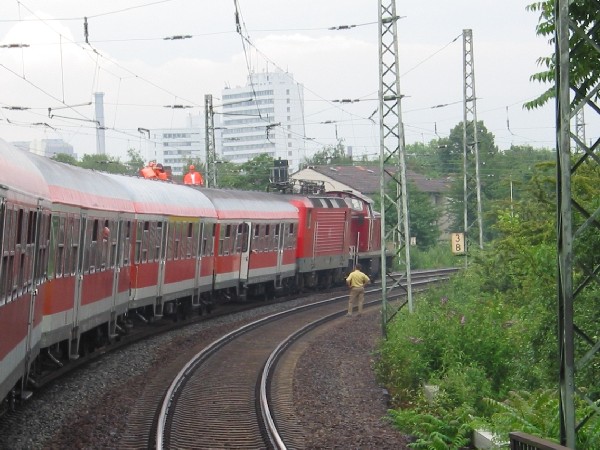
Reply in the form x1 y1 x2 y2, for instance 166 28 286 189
156 269 454 449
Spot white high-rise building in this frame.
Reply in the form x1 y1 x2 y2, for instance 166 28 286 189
221 71 305 171
149 114 222 176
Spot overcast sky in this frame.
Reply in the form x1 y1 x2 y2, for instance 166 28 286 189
0 0 590 163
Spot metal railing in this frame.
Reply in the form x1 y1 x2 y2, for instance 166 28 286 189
509 432 570 450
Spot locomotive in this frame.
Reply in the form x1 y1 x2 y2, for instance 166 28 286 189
0 139 382 410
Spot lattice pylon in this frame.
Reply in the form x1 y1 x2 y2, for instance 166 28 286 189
378 0 412 337
556 0 600 446
204 94 217 188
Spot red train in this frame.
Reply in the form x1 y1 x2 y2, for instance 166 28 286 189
0 139 382 410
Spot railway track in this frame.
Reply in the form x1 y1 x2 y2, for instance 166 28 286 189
0 268 456 449
154 269 454 449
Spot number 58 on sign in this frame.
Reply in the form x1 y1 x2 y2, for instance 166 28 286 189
451 232 465 255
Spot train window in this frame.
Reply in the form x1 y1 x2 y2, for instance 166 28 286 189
125 221 131 265
58 215 66 277
48 215 58 278
16 208 24 245
73 217 81 276
174 223 181 260
289 226 296 249
84 222 95 273
185 223 193 258
264 225 271 251
179 222 185 259
235 223 246 253
155 222 163 262
345 198 363 211
40 213 51 280
240 223 249 253
135 222 143 263
27 211 35 244
146 222 154 262
254 224 260 237
92 219 99 242
109 221 117 269
1 255 12 304
167 224 175 260
202 224 215 257
225 225 231 238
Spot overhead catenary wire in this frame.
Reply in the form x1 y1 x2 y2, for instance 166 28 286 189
1 2 559 161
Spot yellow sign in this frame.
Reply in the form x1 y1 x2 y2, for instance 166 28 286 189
451 232 465 254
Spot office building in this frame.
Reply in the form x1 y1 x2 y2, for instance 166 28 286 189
221 71 306 171
149 114 222 176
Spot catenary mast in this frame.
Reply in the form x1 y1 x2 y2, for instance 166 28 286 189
378 0 412 337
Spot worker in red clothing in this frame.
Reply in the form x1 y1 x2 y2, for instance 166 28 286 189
140 161 157 179
154 164 169 180
183 165 204 186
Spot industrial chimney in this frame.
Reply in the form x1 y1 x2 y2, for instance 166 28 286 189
94 92 106 155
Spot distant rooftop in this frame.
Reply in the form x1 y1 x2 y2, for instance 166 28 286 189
295 165 449 195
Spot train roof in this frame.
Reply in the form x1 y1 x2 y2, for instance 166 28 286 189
25 152 135 212
103 174 217 218
325 190 374 205
287 195 348 209
200 188 298 220
0 139 50 199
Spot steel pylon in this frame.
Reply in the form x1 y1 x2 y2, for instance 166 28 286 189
556 0 600 446
204 94 217 188
378 0 412 337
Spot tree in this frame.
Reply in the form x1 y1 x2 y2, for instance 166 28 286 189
525 1 600 109
217 154 273 191
372 180 441 250
51 153 79 166
125 148 146 175
437 121 498 176
407 182 441 249
405 140 445 178
79 154 129 174
304 140 353 166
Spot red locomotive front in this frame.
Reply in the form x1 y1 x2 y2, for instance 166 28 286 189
289 195 351 289
325 191 382 278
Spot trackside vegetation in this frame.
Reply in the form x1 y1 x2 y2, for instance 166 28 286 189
375 160 600 449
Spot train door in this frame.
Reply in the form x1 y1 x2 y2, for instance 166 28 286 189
366 203 374 251
71 213 87 358
276 222 284 275
24 204 44 374
156 220 168 299
238 222 250 282
192 221 203 306
111 216 128 312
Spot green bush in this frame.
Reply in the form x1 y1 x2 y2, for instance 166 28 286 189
410 243 460 270
376 280 519 411
473 389 600 449
388 402 474 450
